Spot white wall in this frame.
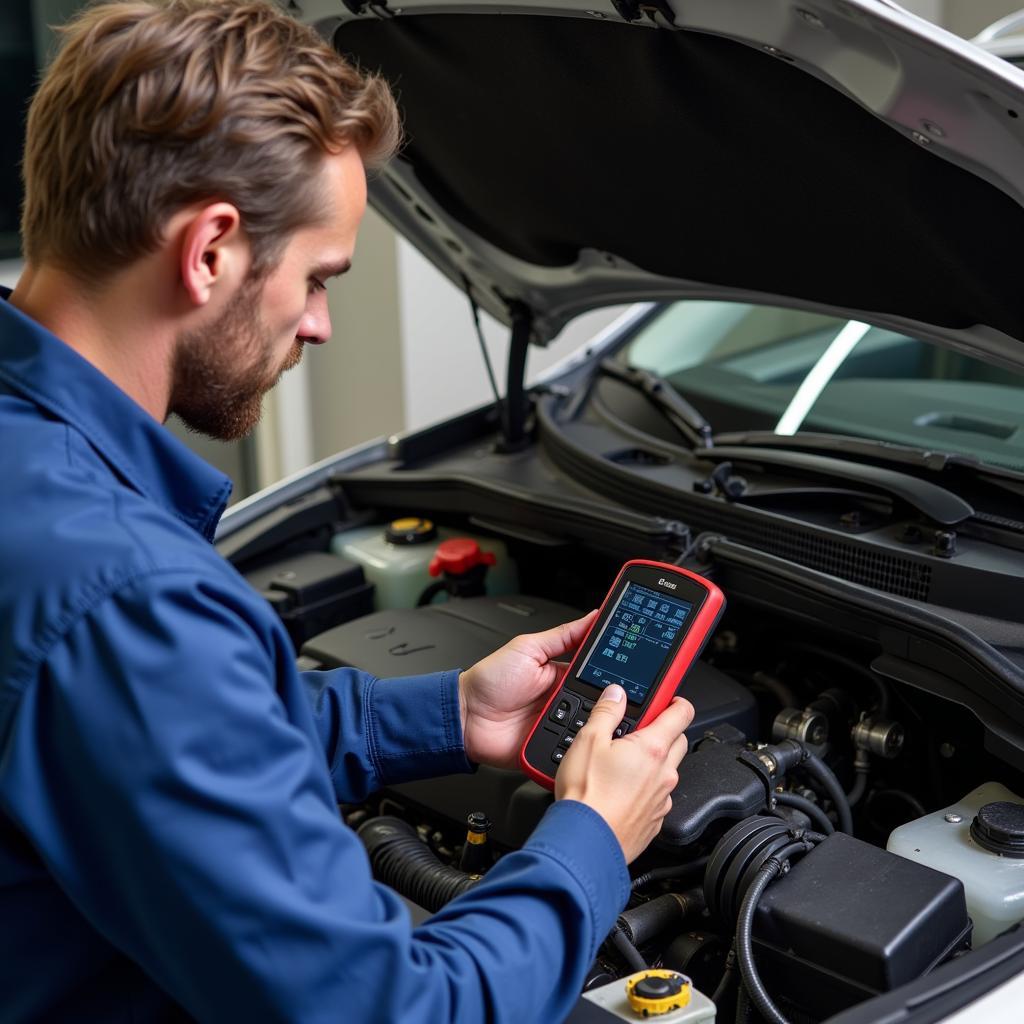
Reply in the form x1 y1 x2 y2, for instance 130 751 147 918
945 0 1021 39
901 1 1020 41
0 260 21 289
396 239 625 433
900 0 944 24
305 206 406 465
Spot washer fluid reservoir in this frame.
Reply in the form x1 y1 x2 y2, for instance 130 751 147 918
331 518 517 610
887 781 1024 947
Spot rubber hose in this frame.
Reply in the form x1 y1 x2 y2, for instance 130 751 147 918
802 752 854 835
630 856 710 891
773 791 834 835
785 642 891 718
358 817 477 913
618 890 705 948
846 769 868 808
711 944 737 1008
608 924 647 973
416 580 448 607
872 788 927 819
735 855 798 1024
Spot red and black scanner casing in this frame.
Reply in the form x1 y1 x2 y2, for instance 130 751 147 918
519 559 725 790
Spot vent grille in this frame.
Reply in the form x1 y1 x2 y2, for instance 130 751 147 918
719 517 932 601
537 416 934 603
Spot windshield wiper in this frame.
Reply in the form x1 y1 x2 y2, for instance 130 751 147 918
596 359 713 449
714 430 1024 488
696 444 974 526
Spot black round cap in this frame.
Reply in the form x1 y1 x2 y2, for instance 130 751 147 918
467 811 492 833
971 802 1024 858
633 975 684 1000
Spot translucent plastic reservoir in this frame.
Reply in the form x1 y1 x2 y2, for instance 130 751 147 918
887 782 1024 947
331 520 518 610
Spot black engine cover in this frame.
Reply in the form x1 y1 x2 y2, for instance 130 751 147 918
754 832 972 1019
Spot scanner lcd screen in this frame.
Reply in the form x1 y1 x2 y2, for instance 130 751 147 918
577 582 693 704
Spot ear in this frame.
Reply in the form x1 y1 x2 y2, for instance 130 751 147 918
179 203 248 307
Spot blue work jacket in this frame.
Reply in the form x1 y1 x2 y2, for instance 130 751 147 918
0 291 630 1022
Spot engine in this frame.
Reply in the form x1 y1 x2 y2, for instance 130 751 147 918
246 524 1024 1023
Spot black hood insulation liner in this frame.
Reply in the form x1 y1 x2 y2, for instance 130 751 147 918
336 14 1024 342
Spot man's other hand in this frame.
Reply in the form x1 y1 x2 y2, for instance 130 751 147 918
556 687 694 863
458 611 598 770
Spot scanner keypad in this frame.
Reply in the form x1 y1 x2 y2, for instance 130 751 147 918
542 690 635 772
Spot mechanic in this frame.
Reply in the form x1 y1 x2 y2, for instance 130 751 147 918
0 2 694 1021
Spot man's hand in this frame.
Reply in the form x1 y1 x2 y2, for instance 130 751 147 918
556 686 694 863
458 611 599 770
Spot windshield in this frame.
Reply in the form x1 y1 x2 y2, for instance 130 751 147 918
624 300 1024 471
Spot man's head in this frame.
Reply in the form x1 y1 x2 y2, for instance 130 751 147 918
21 0 399 438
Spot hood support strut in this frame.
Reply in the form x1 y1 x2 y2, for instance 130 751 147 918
497 301 533 453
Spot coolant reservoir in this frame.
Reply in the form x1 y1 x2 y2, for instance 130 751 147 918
887 782 1024 947
331 518 517 610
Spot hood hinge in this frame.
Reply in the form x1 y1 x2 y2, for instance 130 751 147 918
611 0 677 29
342 0 396 19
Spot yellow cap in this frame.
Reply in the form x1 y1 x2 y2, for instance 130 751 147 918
625 970 692 1017
390 517 428 531
385 517 437 545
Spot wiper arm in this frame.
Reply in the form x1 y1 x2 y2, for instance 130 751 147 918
697 444 974 526
714 430 1024 487
598 359 713 449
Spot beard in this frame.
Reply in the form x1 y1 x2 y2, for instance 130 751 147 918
169 277 303 441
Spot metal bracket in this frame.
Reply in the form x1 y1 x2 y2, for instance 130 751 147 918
693 460 747 500
737 748 778 812
611 0 677 28
342 0 396 18
495 301 534 453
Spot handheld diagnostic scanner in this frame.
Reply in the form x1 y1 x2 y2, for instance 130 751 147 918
520 559 725 790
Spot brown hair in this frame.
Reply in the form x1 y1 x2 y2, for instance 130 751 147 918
21 0 400 280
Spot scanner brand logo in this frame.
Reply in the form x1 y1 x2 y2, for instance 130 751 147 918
657 578 678 590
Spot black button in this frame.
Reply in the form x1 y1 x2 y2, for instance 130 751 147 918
559 732 577 750
551 749 565 764
549 699 570 725
548 693 580 727
571 712 588 731
582 700 595 712
613 720 635 738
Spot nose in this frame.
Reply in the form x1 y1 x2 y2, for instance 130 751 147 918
298 290 332 345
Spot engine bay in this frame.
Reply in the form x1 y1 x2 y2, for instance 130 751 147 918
238 509 1024 1023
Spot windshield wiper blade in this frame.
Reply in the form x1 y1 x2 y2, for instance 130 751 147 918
697 444 974 526
598 359 713 449
714 430 1024 486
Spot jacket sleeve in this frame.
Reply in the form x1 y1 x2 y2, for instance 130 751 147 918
1 570 630 1024
301 666 476 803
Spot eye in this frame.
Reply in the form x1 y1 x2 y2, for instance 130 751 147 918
308 277 327 294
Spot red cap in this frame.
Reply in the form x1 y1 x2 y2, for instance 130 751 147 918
428 538 497 577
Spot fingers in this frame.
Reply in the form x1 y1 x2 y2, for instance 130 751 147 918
642 697 695 745
583 684 627 736
667 730 689 766
524 609 599 662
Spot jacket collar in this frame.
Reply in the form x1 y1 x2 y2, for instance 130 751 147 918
0 287 232 541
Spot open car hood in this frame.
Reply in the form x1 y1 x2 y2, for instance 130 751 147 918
301 0 1024 365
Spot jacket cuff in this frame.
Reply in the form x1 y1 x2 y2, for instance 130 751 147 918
523 799 631 943
366 669 475 787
